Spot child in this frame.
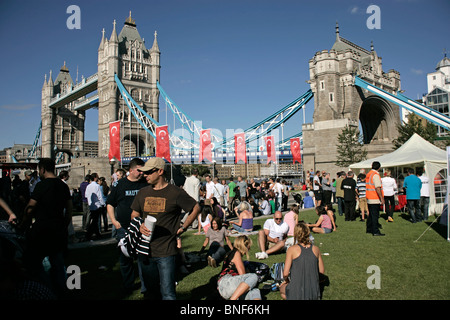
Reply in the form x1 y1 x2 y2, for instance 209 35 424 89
307 206 334 234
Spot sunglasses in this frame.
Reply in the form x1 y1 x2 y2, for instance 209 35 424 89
274 218 282 221
143 168 159 175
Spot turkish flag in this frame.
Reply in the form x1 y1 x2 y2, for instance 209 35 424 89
108 121 121 161
234 132 247 164
156 125 171 162
290 137 301 164
200 129 212 163
265 135 276 164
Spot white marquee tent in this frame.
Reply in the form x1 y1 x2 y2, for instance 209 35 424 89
349 133 447 216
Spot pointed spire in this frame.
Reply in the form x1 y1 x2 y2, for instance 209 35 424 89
335 21 340 41
43 74 48 88
371 40 374 51
48 70 53 86
125 10 136 26
151 30 160 53
98 28 106 50
60 61 69 72
110 19 118 42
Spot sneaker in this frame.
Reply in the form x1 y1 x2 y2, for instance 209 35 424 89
256 252 268 260
387 217 394 222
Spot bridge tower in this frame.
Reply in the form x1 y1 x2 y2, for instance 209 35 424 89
41 63 86 161
302 23 402 176
97 12 161 158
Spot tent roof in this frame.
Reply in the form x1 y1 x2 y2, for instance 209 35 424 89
349 133 447 169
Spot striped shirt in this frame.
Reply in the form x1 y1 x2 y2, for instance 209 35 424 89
356 179 366 198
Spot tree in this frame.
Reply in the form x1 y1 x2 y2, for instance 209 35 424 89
392 113 437 149
335 125 368 167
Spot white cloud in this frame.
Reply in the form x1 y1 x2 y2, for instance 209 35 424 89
350 6 359 14
410 68 423 75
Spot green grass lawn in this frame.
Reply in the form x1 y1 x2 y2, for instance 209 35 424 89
65 207 450 300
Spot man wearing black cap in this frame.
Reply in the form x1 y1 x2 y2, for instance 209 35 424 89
130 157 201 300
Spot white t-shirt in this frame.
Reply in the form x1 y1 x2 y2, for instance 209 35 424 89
419 175 430 197
205 181 215 199
313 176 320 191
381 177 397 197
272 182 283 198
263 219 289 240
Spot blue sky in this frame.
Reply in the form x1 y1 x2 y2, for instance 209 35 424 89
0 0 449 151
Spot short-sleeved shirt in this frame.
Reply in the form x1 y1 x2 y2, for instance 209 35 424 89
106 177 147 228
403 175 422 200
236 181 247 198
263 218 289 240
206 226 229 247
131 184 197 257
228 181 236 198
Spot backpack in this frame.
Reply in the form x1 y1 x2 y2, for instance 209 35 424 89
244 261 270 283
270 262 285 282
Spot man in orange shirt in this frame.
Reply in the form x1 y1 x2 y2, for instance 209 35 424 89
365 161 385 236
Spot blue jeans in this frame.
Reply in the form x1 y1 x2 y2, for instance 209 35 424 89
337 197 344 216
420 197 430 220
208 241 227 263
407 199 423 222
138 254 177 300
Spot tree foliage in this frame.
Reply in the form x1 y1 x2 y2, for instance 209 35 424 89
392 113 437 149
335 125 368 167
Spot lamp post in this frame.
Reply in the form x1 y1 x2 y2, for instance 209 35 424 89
109 158 116 176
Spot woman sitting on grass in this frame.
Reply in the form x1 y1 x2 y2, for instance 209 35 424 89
229 202 254 233
279 222 324 300
307 206 334 234
200 217 233 268
217 235 261 300
195 204 214 235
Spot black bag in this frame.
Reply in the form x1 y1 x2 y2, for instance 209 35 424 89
244 261 270 283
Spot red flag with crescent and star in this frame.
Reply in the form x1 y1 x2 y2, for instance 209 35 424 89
108 120 121 161
200 129 212 163
265 135 276 164
234 132 247 164
156 125 171 162
290 137 301 164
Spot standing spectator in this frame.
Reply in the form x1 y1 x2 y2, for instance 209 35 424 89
381 170 397 222
20 158 72 297
419 169 430 221
236 176 248 201
331 178 337 204
321 173 332 205
217 235 261 300
366 161 385 236
403 168 423 223
279 222 324 300
79 175 91 231
131 157 201 300
335 172 346 216
106 158 147 296
228 178 237 213
313 171 323 207
58 170 75 244
98 177 110 232
213 177 225 207
204 174 215 199
84 173 105 241
255 211 289 259
182 169 200 229
356 173 368 222
341 171 357 221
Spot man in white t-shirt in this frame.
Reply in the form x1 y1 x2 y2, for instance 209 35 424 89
272 178 284 211
205 174 215 199
212 177 225 206
255 211 289 259
419 170 430 220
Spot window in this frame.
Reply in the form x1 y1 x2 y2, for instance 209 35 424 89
329 92 334 103
131 89 139 101
320 81 325 90
434 169 447 205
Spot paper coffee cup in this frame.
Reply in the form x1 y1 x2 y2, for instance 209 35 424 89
142 215 157 241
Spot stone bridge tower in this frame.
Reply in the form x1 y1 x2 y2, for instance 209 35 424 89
97 12 161 158
302 23 401 176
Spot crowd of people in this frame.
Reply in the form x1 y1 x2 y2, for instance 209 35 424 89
0 157 433 300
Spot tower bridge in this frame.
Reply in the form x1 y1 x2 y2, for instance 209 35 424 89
34 16 450 184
